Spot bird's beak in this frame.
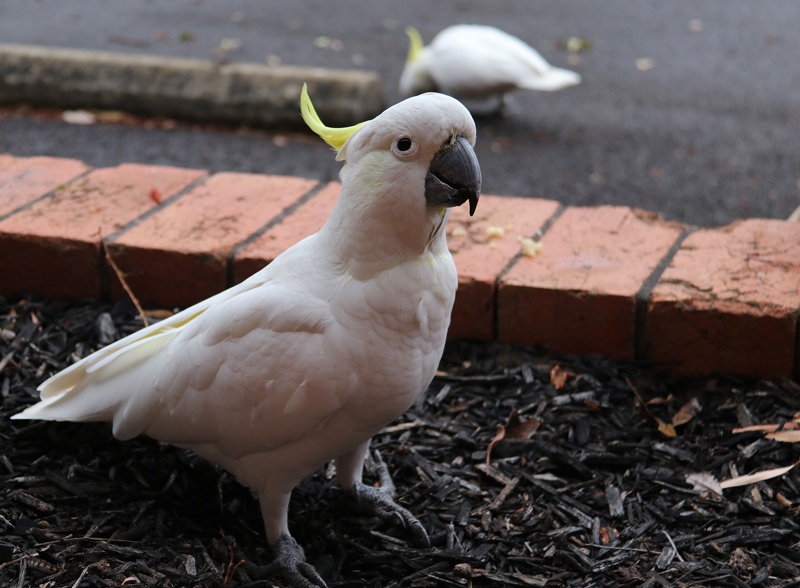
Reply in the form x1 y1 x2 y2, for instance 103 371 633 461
425 136 481 216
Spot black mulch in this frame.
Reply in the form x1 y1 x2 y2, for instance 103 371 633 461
2 294 799 588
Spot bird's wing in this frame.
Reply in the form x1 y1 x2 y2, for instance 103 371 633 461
429 25 580 94
16 276 351 456
33 274 265 402
136 280 355 458
448 26 554 73
14 237 361 457
425 43 532 97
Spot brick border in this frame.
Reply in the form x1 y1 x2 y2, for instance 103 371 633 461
1 154 798 381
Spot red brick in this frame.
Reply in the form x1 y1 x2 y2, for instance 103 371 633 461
110 173 319 307
234 182 340 283
647 219 800 379
446 195 560 340
0 164 206 300
0 154 90 218
498 206 684 358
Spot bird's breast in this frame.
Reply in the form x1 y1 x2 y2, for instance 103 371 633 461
329 250 457 407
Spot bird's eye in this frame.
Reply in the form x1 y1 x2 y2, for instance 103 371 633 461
396 138 413 152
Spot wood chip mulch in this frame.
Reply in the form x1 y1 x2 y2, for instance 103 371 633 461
1 294 799 588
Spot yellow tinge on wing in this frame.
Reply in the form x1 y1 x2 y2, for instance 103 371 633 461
405 27 424 64
300 83 368 152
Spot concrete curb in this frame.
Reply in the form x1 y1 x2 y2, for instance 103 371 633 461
0 43 386 128
1 154 798 382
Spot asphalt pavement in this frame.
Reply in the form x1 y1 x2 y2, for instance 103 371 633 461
1 0 799 227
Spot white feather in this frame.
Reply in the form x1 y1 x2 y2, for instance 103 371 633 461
400 24 581 100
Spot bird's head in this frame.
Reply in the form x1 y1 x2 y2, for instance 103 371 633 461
301 84 481 272
301 83 480 218
399 27 437 97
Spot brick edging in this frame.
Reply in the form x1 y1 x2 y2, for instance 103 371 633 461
1 154 798 381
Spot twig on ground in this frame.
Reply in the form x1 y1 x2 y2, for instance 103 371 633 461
101 238 149 327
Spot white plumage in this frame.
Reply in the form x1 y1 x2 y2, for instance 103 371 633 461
14 88 481 587
400 24 582 101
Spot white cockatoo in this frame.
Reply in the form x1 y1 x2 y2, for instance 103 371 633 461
13 86 481 588
400 25 581 107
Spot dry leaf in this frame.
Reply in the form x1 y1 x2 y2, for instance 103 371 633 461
550 365 569 390
765 430 800 443
485 409 540 468
685 472 722 495
636 58 655 71
732 422 799 434
657 421 676 437
599 526 615 544
566 36 593 53
505 408 540 439
95 110 129 124
218 38 242 53
672 397 702 427
720 461 800 489
626 378 675 437
486 424 505 470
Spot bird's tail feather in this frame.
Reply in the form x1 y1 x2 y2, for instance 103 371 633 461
518 67 581 91
12 329 179 423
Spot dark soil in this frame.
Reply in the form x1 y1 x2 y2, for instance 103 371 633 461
2 294 799 588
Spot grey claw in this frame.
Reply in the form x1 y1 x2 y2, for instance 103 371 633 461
239 535 327 588
389 511 405 528
287 560 327 588
409 519 431 548
352 456 429 548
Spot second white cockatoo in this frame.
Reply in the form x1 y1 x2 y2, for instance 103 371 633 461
12 86 481 587
400 25 581 108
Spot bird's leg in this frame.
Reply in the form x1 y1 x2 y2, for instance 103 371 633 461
492 92 517 116
336 440 429 547
491 94 507 117
234 488 327 588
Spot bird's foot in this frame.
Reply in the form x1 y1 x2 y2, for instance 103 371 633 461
494 93 519 117
352 451 429 547
238 535 327 588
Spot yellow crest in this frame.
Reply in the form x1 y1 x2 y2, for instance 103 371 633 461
405 27 424 64
300 84 368 152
